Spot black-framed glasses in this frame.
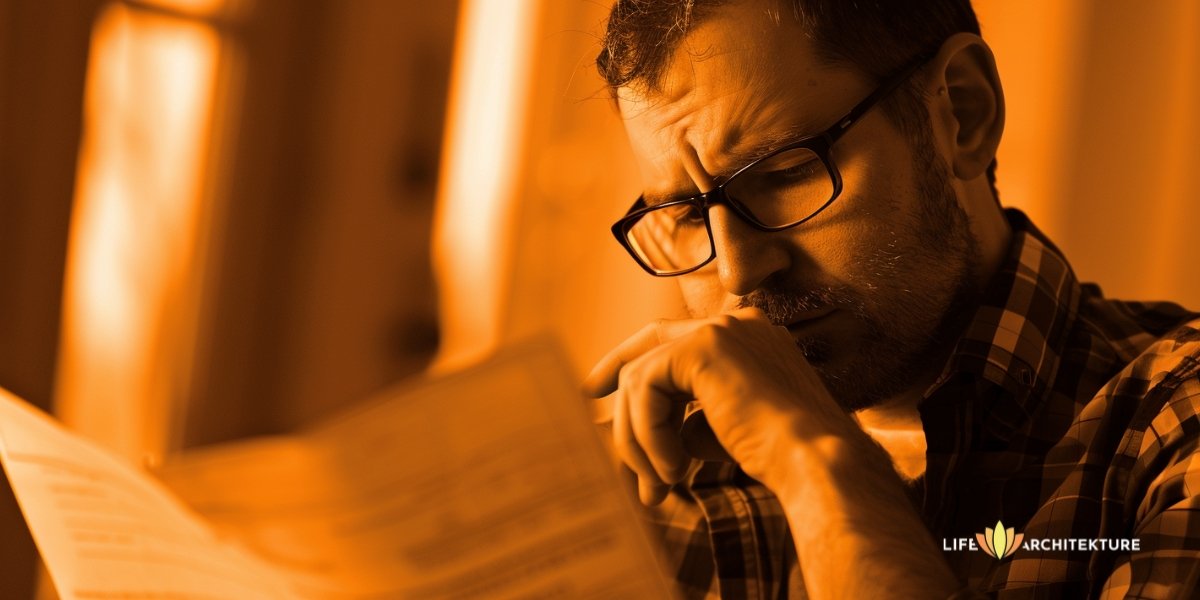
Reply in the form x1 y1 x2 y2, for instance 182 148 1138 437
611 53 932 277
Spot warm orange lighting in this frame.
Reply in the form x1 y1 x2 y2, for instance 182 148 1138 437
55 3 221 461
975 0 1087 235
137 0 228 18
1144 1 1198 297
431 0 541 371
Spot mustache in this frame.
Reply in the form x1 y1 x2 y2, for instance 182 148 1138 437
735 285 859 326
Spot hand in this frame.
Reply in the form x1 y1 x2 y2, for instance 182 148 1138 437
585 307 960 597
585 308 961 598
583 307 865 505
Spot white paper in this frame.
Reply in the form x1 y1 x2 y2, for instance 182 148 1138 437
1 340 676 599
0 389 299 599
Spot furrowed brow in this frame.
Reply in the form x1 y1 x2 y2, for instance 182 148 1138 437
641 124 818 205
721 125 813 174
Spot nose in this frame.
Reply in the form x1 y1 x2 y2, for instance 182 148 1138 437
706 205 791 296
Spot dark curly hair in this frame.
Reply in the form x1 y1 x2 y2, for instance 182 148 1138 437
596 0 997 191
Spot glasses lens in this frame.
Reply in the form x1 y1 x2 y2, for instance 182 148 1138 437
725 147 834 228
624 202 712 274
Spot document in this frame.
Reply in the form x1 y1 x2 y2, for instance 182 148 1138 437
0 340 676 599
0 388 296 598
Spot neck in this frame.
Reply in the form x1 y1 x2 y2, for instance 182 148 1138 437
854 390 928 482
963 184 1013 290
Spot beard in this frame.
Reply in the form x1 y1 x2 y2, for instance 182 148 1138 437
737 132 982 411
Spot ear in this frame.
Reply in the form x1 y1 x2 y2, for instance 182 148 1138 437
924 32 1005 181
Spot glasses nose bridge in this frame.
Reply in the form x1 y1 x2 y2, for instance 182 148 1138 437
698 182 765 233
697 184 742 223
697 185 726 210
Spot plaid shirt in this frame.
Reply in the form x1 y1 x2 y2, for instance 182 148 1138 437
644 210 1200 599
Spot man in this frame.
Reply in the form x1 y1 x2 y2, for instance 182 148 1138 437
581 0 1200 598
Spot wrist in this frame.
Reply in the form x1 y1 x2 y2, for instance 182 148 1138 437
761 420 893 506
769 435 959 599
771 430 925 543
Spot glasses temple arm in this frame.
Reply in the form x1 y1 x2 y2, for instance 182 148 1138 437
824 52 934 144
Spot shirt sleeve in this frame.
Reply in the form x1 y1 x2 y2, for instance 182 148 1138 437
1098 374 1200 599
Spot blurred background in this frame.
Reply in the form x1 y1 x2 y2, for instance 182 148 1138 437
0 0 1196 595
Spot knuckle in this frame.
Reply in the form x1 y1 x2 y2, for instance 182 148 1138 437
695 322 725 344
631 410 664 444
612 432 646 474
617 362 640 388
611 418 632 447
647 319 669 342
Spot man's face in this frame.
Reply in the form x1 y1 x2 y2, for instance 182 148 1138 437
618 1 981 410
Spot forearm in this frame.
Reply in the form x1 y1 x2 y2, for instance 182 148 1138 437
772 435 961 599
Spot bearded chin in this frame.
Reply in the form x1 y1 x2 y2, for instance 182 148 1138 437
789 327 884 412
800 248 980 414
793 334 833 365
794 327 906 413
726 119 981 413
789 332 887 412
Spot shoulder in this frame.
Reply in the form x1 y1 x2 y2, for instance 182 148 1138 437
1102 317 1200 522
1079 315 1200 436
1108 315 1200 395
1131 318 1200 476
1058 305 1199 448
1130 319 1200 461
1074 286 1198 365
1054 316 1200 504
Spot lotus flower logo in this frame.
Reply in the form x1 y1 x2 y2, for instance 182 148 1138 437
977 520 1023 559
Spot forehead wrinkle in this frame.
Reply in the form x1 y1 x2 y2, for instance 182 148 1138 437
634 93 824 201
694 62 865 181
667 7 853 178
622 0 863 203
692 105 827 183
622 98 711 207
721 124 817 172
680 68 830 180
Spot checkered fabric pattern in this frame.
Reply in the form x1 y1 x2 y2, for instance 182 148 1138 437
644 210 1200 599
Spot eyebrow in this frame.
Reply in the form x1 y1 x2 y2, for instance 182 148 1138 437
641 123 820 207
721 124 816 173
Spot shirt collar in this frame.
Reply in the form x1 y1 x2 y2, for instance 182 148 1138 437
925 208 1082 415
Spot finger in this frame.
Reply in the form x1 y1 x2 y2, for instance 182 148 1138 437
611 461 663 506
588 393 614 425
625 354 690 483
611 383 668 496
638 477 670 506
727 306 797 346
628 323 732 443
583 317 720 397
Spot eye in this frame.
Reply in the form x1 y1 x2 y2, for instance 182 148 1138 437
672 206 707 226
770 160 821 180
652 202 705 227
746 147 824 184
